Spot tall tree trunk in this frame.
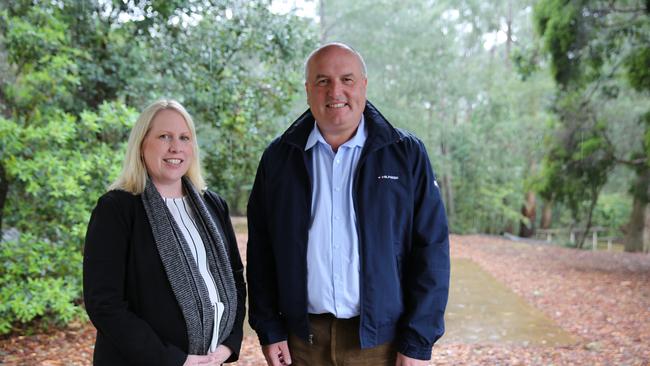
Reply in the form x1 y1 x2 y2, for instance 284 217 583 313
441 146 454 224
430 105 454 224
519 191 536 237
577 187 600 249
624 198 647 252
519 159 537 237
0 163 8 238
624 167 650 252
540 199 553 229
319 0 327 43
643 204 650 253
505 0 513 67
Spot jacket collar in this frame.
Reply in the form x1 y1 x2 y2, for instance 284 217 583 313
281 100 401 151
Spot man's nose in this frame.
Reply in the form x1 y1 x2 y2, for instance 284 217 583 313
328 80 343 97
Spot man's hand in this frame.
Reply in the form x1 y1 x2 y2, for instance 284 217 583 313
209 344 233 364
396 352 428 366
262 340 292 366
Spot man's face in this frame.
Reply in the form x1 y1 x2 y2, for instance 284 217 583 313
305 46 367 141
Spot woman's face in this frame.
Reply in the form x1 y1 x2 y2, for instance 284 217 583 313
141 109 194 196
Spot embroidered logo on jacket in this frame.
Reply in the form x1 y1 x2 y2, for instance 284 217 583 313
378 175 399 180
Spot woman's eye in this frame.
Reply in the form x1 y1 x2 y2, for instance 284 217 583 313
180 135 191 142
159 134 171 140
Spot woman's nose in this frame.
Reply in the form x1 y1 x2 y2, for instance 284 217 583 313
169 138 181 152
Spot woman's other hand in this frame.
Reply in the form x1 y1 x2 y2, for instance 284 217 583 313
183 354 219 365
209 344 233 364
183 344 232 365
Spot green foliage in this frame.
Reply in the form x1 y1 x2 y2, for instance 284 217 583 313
592 193 632 232
536 102 615 221
124 4 317 212
0 234 84 334
534 0 582 87
533 0 650 247
0 102 136 334
0 0 314 334
320 0 555 234
625 47 650 92
512 46 540 81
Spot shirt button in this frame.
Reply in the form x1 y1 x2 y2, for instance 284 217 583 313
334 215 340 220
335 187 340 192
333 243 339 249
336 159 341 164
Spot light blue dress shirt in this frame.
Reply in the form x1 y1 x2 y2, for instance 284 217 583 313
304 116 367 319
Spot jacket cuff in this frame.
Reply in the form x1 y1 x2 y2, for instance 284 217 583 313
395 339 432 361
256 325 288 346
164 347 188 366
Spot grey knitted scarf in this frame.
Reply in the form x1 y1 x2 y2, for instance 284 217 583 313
141 177 237 354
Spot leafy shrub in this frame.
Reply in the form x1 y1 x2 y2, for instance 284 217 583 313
0 235 83 333
0 102 136 335
592 193 632 236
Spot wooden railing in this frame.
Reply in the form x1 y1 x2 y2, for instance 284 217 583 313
535 227 620 251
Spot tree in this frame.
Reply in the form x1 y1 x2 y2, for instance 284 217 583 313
533 0 650 251
318 0 554 234
0 0 315 333
122 3 317 212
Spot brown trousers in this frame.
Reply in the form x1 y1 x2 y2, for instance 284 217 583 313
288 314 396 366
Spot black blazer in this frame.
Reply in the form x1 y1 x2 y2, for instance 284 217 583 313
83 189 246 366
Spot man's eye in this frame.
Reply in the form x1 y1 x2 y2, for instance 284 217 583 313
316 79 328 85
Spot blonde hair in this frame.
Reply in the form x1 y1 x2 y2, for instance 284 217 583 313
109 99 207 194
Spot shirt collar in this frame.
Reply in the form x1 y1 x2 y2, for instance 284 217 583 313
305 115 367 151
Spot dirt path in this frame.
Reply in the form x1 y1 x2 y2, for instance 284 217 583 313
438 235 650 365
1 234 649 365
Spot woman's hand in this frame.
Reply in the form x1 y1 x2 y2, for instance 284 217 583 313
183 345 232 365
209 345 233 364
183 354 219 365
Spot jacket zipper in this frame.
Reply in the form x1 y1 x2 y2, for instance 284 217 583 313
300 146 315 344
352 136 402 348
352 155 365 347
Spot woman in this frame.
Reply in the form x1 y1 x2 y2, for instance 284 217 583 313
83 100 245 365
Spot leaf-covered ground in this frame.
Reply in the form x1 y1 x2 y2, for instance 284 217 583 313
1 234 649 365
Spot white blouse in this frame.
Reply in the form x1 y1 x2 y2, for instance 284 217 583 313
164 196 224 353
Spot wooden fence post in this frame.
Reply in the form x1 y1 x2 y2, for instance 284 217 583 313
607 238 612 251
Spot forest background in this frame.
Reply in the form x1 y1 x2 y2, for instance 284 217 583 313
0 0 648 337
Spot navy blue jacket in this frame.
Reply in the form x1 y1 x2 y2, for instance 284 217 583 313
246 101 450 360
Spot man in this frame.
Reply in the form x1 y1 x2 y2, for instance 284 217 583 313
247 42 450 366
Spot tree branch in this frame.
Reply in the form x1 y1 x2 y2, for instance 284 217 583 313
580 56 625 108
598 0 646 14
614 157 648 166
